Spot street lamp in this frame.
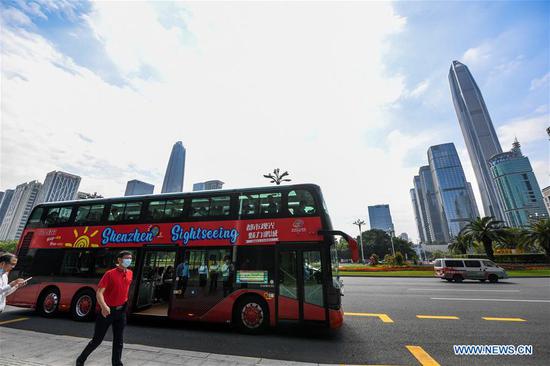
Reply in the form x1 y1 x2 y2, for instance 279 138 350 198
352 219 366 263
388 229 396 257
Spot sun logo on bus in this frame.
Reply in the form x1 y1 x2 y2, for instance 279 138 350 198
64 227 100 248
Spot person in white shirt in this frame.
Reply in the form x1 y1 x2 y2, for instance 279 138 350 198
0 253 26 313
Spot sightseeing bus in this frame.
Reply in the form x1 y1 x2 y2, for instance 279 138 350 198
7 184 358 332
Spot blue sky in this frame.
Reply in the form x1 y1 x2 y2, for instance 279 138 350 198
1 1 548 240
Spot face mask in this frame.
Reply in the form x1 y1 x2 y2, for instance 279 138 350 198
121 259 132 268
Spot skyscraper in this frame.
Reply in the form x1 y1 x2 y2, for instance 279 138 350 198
193 180 224 191
418 166 447 244
449 60 503 220
542 186 550 215
35 170 81 205
428 143 479 238
0 189 15 227
410 188 427 244
125 180 154 196
412 175 431 243
0 181 42 240
367 204 394 233
161 141 186 193
488 140 548 227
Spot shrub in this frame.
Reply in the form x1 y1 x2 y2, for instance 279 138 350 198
369 253 379 265
383 254 395 265
394 251 404 266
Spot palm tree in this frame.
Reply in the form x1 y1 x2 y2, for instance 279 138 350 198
448 234 472 254
263 168 291 185
525 219 550 256
461 217 505 260
497 227 533 252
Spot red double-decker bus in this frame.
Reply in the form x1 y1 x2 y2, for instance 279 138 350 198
8 184 358 332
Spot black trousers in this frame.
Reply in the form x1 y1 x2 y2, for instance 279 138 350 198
77 306 126 366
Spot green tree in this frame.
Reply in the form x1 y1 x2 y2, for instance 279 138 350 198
496 227 537 252
360 229 417 260
394 251 404 265
461 217 505 260
525 218 550 256
448 234 472 254
0 240 18 254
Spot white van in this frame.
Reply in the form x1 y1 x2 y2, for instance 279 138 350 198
434 258 508 283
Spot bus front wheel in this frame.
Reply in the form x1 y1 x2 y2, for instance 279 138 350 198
71 289 96 322
37 287 60 317
234 296 269 334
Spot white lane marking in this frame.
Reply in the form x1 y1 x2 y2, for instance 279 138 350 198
431 297 550 303
409 288 520 292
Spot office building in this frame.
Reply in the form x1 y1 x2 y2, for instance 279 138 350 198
412 175 431 243
193 180 224 191
428 143 479 238
35 171 81 205
0 189 14 226
367 204 394 233
542 186 550 215
161 141 186 193
0 181 42 240
125 180 154 196
418 166 447 244
410 188 427 244
449 60 503 220
399 232 409 241
488 140 548 227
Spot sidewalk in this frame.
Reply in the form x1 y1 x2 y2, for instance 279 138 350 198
0 327 327 366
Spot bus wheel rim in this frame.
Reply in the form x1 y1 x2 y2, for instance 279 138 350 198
44 293 59 314
76 295 92 317
242 303 263 328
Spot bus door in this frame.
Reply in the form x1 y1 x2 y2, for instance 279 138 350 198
169 247 234 320
134 248 176 316
277 245 327 324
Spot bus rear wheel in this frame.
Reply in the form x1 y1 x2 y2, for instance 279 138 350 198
71 289 96 321
234 296 269 334
38 287 60 317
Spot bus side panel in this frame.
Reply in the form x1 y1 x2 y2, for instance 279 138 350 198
302 302 325 321
7 281 98 313
196 289 276 326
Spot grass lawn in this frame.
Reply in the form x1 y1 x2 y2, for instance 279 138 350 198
339 269 550 277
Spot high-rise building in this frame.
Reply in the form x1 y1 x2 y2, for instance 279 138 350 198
466 182 480 218
0 181 42 240
193 180 224 191
399 232 409 241
77 192 104 200
428 143 479 238
412 175 431 243
367 204 394 233
125 180 154 196
35 171 81 205
488 140 548 227
410 188 427 244
449 60 503 220
418 166 447 244
161 141 186 193
0 189 15 227
542 186 550 215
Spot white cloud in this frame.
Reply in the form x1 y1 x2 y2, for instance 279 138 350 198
463 44 492 68
497 114 550 146
408 79 430 98
1 2 434 241
530 72 550 91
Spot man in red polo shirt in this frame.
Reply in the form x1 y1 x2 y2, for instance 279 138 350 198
77 251 133 366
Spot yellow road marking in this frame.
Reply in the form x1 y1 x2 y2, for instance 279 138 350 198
406 345 440 366
416 315 459 320
482 317 526 322
344 312 394 323
0 317 29 326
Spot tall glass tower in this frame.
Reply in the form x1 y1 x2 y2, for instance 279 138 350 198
488 140 548 227
418 166 447 244
428 143 479 238
161 141 186 193
367 204 394 233
449 60 503 220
